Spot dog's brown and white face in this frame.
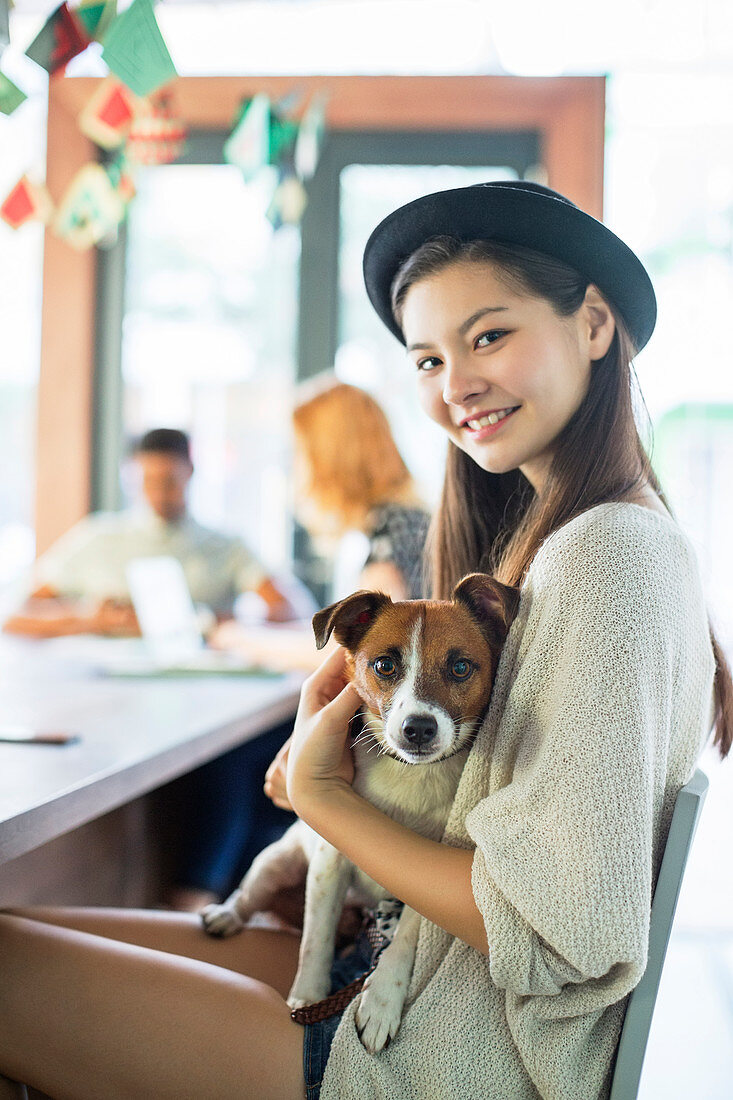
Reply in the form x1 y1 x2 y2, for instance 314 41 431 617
313 573 519 766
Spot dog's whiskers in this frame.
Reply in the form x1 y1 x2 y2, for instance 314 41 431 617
454 713 481 730
352 732 378 750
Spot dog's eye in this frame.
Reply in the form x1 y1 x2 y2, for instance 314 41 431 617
374 656 397 678
450 659 473 680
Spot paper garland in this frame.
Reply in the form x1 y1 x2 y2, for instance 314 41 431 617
225 91 328 226
2 82 326 242
1 157 135 245
3 0 328 244
20 0 173 91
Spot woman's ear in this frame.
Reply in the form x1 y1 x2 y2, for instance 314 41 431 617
583 284 616 362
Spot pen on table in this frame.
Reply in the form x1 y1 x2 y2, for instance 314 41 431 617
0 727 80 745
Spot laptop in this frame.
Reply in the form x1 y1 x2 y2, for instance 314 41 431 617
98 556 280 677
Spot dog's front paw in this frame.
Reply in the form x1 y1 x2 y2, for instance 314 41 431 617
200 902 244 938
286 977 331 1012
355 972 405 1053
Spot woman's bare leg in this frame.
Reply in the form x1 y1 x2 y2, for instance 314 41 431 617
0 912 306 1100
6 906 301 999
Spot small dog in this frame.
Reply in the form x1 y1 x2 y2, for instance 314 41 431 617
202 572 518 1052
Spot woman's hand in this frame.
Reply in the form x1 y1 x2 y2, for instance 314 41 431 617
264 737 293 810
286 646 362 817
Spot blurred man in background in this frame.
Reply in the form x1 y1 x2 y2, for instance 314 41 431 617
3 428 299 637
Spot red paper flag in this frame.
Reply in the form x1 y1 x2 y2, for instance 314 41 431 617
79 77 139 149
25 3 90 76
1 176 54 229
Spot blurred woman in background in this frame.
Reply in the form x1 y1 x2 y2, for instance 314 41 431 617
292 376 431 602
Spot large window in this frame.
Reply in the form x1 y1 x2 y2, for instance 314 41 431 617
112 130 539 597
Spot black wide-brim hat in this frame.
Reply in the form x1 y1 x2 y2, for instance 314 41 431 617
363 180 657 353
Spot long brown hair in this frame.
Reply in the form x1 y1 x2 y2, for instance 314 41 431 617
292 376 419 534
392 237 732 757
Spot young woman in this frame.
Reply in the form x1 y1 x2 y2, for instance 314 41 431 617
1 181 729 1100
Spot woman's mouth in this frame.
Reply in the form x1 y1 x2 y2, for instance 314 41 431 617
463 407 519 438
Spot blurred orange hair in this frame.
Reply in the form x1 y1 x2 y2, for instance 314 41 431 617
292 378 418 534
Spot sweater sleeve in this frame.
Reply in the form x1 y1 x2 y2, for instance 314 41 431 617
465 509 709 1002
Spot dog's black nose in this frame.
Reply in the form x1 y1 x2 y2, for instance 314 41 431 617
401 714 437 747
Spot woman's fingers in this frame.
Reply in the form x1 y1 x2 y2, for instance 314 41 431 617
320 680 363 725
263 739 292 810
300 645 352 711
286 648 364 810
264 647 363 816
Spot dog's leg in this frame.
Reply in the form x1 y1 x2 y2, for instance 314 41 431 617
287 841 351 1010
201 824 307 938
355 905 421 1053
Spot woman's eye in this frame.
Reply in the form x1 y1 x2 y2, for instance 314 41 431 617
475 330 507 348
415 356 442 373
450 659 473 680
374 656 397 677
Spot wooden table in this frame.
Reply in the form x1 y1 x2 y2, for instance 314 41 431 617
0 636 303 907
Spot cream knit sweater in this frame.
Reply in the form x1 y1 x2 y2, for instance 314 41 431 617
320 503 715 1100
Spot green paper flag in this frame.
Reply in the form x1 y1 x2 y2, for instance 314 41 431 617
102 0 176 98
0 72 27 116
224 95 270 181
76 0 117 42
53 163 125 249
268 110 299 167
294 92 327 181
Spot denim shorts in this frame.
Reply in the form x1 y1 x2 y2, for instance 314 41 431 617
302 932 374 1098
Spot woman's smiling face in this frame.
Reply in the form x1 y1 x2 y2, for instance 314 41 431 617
400 259 603 492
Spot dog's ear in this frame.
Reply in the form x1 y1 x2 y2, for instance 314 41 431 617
452 573 520 649
312 590 393 651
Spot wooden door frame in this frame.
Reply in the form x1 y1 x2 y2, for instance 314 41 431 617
38 74 604 553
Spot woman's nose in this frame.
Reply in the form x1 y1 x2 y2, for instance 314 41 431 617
441 355 489 406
